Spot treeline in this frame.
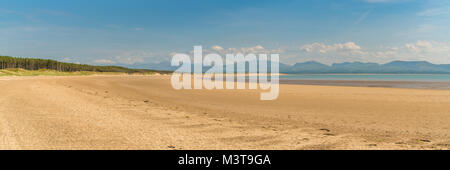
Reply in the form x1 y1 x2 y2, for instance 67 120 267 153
0 56 165 73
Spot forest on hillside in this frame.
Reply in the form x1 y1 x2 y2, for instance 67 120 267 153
0 56 163 73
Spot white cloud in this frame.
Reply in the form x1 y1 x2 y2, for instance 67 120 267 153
211 45 224 51
301 42 362 54
93 41 450 67
296 40 450 64
415 24 437 33
94 59 116 65
228 45 269 54
187 45 283 56
93 50 150 65
404 40 450 53
61 57 80 64
113 56 145 65
169 52 178 57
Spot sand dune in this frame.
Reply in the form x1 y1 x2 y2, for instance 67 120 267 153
1 75 449 150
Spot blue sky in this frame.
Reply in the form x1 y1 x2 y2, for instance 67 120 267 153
1 0 449 66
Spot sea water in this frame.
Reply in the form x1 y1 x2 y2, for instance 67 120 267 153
279 74 450 82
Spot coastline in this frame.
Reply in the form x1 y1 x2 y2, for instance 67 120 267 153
280 79 450 90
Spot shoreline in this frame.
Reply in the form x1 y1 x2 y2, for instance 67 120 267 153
4 74 450 90
280 79 450 90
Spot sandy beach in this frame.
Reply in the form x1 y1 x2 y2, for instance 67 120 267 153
1 75 450 150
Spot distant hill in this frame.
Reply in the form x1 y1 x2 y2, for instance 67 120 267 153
285 61 450 74
290 61 330 73
139 60 450 74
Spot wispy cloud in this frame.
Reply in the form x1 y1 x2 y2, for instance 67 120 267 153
0 8 15 15
39 9 68 16
363 0 402 3
93 50 151 65
189 45 283 56
417 6 450 17
0 8 72 23
93 59 116 65
354 9 372 25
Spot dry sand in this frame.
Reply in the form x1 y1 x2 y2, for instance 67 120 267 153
1 75 450 150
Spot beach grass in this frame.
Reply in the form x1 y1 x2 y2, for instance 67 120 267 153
0 68 130 77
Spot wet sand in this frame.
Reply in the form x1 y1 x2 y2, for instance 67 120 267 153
1 75 450 150
281 79 450 89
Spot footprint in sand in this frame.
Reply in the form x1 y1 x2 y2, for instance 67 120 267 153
323 133 336 136
420 139 431 143
319 128 331 132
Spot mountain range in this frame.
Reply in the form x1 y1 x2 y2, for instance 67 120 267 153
126 61 450 74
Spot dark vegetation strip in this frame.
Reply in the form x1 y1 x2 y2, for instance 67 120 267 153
0 56 171 74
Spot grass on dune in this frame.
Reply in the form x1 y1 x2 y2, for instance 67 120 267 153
0 68 128 77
